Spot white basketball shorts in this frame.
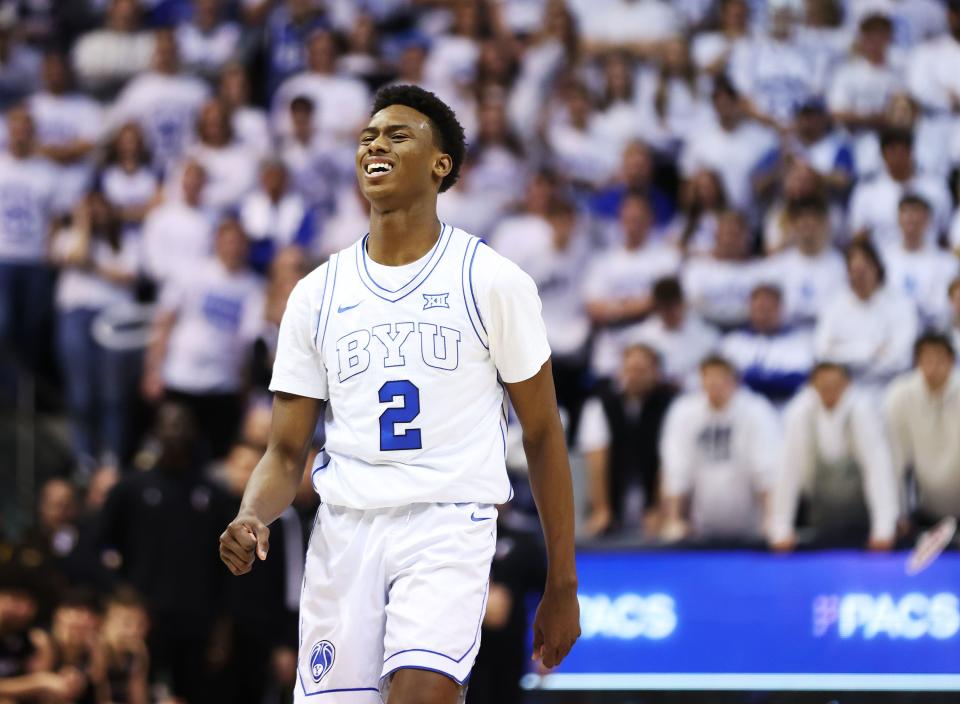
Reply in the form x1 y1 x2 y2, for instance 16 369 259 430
294 501 498 702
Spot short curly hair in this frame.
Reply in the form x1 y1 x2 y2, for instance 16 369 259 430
370 84 466 193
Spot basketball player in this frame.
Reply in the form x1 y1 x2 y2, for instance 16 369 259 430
219 85 580 703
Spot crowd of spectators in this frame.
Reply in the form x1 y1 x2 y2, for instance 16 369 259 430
2 0 960 701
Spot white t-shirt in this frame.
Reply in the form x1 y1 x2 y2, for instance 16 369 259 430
270 72 370 145
682 256 765 329
827 56 902 118
814 286 919 385
232 107 272 159
100 165 159 212
141 200 214 284
176 21 242 74
763 247 847 327
848 169 952 248
680 117 778 211
280 134 354 212
269 225 551 509
584 242 681 377
53 228 140 311
109 71 210 168
661 388 779 539
624 313 720 391
183 141 259 214
240 190 306 249
28 91 104 214
0 153 56 263
568 0 682 44
161 258 264 393
728 36 821 122
907 34 960 113
881 244 959 327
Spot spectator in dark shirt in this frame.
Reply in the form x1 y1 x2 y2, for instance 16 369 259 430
577 343 677 538
98 402 233 703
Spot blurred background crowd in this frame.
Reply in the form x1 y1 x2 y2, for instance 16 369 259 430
2 0 960 701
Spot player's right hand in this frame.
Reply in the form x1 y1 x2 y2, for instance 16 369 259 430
219 512 270 575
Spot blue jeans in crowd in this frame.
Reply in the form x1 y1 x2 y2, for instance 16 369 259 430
56 307 141 465
0 262 52 367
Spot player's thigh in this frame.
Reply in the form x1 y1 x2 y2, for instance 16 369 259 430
386 667 462 704
380 503 498 689
295 504 389 703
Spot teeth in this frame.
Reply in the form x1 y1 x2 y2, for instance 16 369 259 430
366 163 393 175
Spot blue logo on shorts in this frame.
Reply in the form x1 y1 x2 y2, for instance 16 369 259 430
310 641 335 684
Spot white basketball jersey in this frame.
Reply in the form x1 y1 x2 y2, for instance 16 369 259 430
270 224 551 509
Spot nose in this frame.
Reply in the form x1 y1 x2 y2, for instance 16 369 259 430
367 133 391 154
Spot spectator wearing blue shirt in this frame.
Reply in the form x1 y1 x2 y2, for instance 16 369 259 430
721 283 814 406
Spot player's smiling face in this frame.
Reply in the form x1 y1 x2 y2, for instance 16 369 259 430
356 104 451 208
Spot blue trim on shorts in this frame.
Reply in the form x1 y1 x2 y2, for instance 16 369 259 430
297 670 379 697
382 579 489 665
380 664 468 687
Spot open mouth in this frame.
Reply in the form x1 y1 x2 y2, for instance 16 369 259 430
364 161 394 178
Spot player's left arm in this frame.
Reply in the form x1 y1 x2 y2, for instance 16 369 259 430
506 362 581 669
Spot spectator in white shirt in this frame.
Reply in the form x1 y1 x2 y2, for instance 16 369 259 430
827 10 902 175
882 194 960 327
28 52 104 215
585 192 681 382
108 29 210 170
721 283 814 406
626 276 720 391
0 106 57 369
217 62 272 161
143 217 264 458
680 75 778 214
634 38 702 157
488 168 558 264
270 28 370 150
683 210 761 330
509 198 592 437
762 160 844 254
240 160 309 275
181 98 258 216
885 332 960 527
50 191 140 465
176 0 243 80
141 159 213 285
660 355 779 543
466 97 529 219
785 98 855 196
99 123 161 237
279 94 353 216
71 0 154 95
815 239 919 389
577 343 678 538
766 196 846 327
848 127 951 248
728 3 822 127
769 361 899 550
547 81 619 187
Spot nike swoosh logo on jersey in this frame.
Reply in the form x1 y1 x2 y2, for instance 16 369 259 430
337 301 362 313
470 512 493 522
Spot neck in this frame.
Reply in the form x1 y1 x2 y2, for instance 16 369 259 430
927 378 948 395
367 198 441 266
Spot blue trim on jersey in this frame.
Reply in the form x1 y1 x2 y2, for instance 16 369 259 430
460 236 488 349
310 453 331 481
361 224 445 294
312 259 331 346
468 242 488 338
382 579 489 666
356 224 453 303
318 253 340 350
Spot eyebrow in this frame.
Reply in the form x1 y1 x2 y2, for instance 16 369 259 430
360 123 415 136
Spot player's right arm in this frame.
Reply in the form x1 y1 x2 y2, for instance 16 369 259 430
220 392 324 575
221 271 329 576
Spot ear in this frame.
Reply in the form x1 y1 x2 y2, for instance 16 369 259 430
434 153 452 182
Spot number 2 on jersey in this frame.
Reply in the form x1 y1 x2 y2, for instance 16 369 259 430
378 380 422 451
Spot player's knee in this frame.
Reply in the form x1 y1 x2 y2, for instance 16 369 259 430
386 668 462 704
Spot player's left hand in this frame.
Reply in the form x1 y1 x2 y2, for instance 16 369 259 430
531 581 580 669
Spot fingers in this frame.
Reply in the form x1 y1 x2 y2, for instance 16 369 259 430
219 541 252 575
254 524 270 561
531 625 544 662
